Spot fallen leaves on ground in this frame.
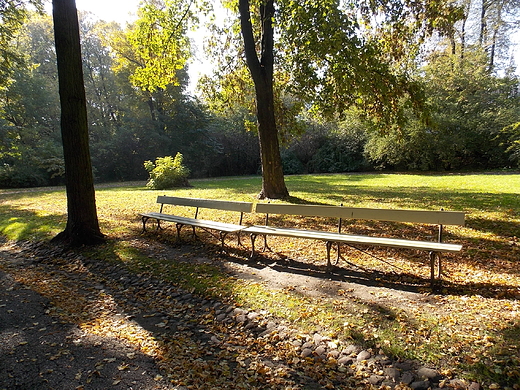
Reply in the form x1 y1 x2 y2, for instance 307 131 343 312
1 228 519 388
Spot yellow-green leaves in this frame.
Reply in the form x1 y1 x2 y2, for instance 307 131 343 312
112 0 193 92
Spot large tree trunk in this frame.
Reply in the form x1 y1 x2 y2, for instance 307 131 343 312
51 0 104 246
239 0 289 199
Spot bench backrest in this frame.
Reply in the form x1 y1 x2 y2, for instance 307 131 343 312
254 203 465 226
157 196 254 213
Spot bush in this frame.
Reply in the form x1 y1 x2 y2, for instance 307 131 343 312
144 153 190 190
0 163 49 188
281 150 305 175
500 122 520 168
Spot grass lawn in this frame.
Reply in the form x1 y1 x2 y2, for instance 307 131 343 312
1 172 519 387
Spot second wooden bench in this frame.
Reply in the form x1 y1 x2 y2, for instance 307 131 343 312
243 203 465 286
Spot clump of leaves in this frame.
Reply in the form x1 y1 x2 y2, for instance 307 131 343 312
144 153 190 190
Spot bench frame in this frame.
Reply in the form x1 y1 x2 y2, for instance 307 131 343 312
243 203 465 287
140 196 254 251
139 197 465 287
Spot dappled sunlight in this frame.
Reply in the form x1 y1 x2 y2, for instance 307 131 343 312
0 206 66 241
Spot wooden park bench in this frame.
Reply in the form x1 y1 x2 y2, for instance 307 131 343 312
243 203 465 287
140 196 254 251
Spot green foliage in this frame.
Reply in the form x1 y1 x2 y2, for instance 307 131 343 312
112 0 193 93
144 153 190 190
280 150 305 175
1 4 519 191
365 49 519 171
0 12 63 188
280 113 371 174
0 0 44 86
500 122 520 167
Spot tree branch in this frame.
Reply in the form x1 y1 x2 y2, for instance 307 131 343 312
239 0 261 82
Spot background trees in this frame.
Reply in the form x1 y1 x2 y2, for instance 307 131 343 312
0 0 519 190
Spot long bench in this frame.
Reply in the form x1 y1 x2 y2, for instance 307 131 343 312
243 203 465 287
140 196 254 251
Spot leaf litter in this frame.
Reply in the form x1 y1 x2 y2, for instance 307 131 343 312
0 233 519 389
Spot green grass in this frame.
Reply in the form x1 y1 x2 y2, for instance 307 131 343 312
1 172 520 387
2 172 519 241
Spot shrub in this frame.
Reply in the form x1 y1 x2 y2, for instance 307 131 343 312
281 150 305 175
144 153 191 190
500 122 520 168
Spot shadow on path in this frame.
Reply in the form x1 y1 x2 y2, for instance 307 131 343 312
0 269 174 390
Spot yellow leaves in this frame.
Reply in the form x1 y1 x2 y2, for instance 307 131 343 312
117 363 129 371
113 0 192 93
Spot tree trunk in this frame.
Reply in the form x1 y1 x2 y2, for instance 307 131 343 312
460 17 466 59
488 2 504 72
51 0 104 246
239 0 289 199
479 0 490 47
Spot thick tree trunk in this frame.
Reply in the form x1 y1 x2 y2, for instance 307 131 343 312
255 70 289 199
51 0 104 246
239 0 289 199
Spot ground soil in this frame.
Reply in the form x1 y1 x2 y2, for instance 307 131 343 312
0 237 477 389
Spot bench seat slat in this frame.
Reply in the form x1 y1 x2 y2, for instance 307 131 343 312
140 212 246 233
242 225 462 253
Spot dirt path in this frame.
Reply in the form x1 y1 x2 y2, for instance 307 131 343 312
0 267 176 390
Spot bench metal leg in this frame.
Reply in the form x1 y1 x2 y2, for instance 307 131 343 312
429 251 442 288
326 241 333 271
141 216 162 233
155 219 163 231
262 234 270 252
219 231 229 253
250 234 257 259
141 216 150 233
176 223 183 240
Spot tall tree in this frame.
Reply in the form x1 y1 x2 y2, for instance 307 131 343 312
51 0 104 245
480 0 520 70
217 0 463 199
239 0 288 199
110 0 194 121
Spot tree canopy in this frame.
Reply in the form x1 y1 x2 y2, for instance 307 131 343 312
0 0 43 85
202 0 467 198
0 0 519 190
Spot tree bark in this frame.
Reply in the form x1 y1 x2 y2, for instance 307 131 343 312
239 0 289 199
51 0 104 246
